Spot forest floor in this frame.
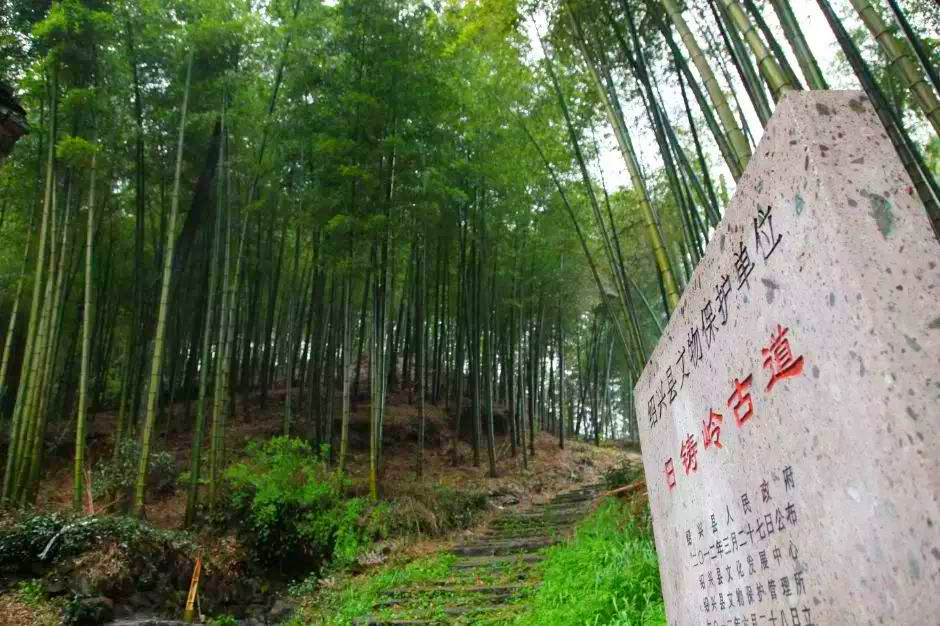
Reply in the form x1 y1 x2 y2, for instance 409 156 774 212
302 482 609 625
290 477 664 626
0 388 640 625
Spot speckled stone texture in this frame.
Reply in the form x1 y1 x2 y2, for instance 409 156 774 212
634 91 939 626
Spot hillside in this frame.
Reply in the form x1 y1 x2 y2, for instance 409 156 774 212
0 390 634 625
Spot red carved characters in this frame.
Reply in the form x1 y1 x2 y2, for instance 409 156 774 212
762 324 804 391
665 458 677 490
662 322 807 495
680 434 699 474
702 410 723 449
727 374 754 427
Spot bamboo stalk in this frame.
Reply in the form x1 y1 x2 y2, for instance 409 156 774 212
661 0 751 177
849 0 940 135
73 138 98 510
719 0 795 101
133 50 193 518
769 0 828 90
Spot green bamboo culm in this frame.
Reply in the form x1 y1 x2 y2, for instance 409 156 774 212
659 21 742 181
2 69 57 503
133 49 193 519
545 14 680 315
73 138 98 511
741 0 802 90
660 0 751 176
207 186 232 509
848 0 940 136
519 119 633 360
814 0 940 237
0 229 31 408
719 0 796 101
184 91 226 527
19 140 70 505
769 0 828 90
884 0 940 101
705 0 772 125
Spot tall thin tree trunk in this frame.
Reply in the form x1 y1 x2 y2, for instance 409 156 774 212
815 0 940 233
133 51 193 518
848 0 940 136
185 94 226 526
2 70 56 503
73 137 98 510
338 268 353 473
719 0 795 100
769 0 828 90
483 242 497 478
661 0 751 171
557 308 565 450
415 240 426 478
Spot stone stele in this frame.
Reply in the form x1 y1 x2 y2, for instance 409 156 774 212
633 90 939 626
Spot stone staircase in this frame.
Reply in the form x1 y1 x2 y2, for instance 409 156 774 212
351 483 605 625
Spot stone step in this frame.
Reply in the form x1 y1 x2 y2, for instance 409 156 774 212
383 584 524 596
544 491 598 500
351 484 602 626
352 618 441 626
451 554 543 570
441 604 512 617
374 589 516 610
475 529 566 541
488 513 580 527
549 487 604 500
515 501 592 512
493 509 583 520
451 537 555 557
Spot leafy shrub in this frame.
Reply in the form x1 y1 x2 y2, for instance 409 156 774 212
604 456 644 489
92 439 176 510
516 498 665 625
16 579 44 606
0 512 194 569
224 437 378 570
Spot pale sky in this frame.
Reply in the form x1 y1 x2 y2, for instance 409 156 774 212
593 0 867 193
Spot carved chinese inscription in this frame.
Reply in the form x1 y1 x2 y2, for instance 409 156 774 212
634 92 939 626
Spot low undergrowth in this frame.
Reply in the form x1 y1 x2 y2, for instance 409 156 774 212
603 456 645 490
0 579 65 626
222 436 386 572
384 483 488 536
0 511 194 570
515 497 665 626
287 552 457 625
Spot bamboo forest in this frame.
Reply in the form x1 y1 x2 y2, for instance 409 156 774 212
0 0 937 624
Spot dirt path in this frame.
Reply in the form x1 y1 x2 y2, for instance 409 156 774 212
351 482 606 625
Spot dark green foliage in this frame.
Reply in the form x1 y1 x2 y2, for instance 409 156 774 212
0 512 194 569
92 438 176 507
224 436 382 569
15 578 45 605
603 456 644 489
518 498 665 625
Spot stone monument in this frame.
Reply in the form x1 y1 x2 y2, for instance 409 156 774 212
634 90 939 625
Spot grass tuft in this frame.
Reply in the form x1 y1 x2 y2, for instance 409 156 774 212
514 497 665 626
288 552 457 625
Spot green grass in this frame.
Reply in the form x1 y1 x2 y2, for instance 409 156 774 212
512 498 666 626
287 497 665 626
287 552 458 625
